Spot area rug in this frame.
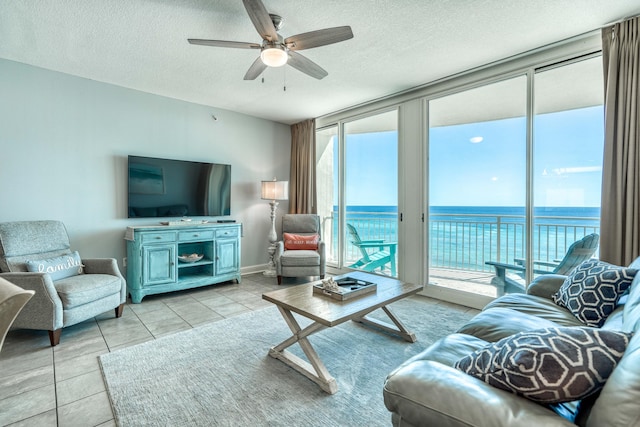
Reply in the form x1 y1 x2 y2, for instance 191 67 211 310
99 296 475 426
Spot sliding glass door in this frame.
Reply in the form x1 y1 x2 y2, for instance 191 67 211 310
427 56 604 300
428 76 528 297
532 56 604 278
344 111 399 277
316 110 399 277
316 125 339 265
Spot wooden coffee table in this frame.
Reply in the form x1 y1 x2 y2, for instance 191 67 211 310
262 271 422 394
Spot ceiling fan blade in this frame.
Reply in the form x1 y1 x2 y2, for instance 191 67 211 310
285 26 354 51
188 39 261 49
287 51 328 80
244 57 268 80
242 0 279 41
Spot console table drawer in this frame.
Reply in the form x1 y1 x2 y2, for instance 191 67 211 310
141 232 176 243
178 230 215 241
216 228 238 238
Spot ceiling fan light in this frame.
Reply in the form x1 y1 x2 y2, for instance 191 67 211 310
260 47 288 67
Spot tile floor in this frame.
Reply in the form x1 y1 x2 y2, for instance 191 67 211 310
0 273 474 427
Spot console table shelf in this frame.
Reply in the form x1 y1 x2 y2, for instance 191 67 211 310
125 223 242 303
177 261 212 268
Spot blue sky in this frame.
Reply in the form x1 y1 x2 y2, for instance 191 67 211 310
337 106 604 207
341 131 399 206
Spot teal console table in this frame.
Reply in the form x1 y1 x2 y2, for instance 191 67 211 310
125 223 241 303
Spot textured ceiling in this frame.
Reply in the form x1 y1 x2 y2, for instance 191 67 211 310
1 1 639 125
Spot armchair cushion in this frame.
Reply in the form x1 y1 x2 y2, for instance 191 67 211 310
0 220 71 272
283 233 319 250
279 250 320 267
55 274 123 308
282 214 320 234
26 251 84 281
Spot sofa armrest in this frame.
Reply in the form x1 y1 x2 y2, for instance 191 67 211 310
384 360 575 427
0 272 63 330
526 274 567 299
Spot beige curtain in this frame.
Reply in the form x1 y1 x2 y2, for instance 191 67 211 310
600 16 640 266
289 119 317 214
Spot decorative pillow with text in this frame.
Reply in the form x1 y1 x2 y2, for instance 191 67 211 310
26 251 84 281
552 260 637 327
283 233 319 250
454 327 632 404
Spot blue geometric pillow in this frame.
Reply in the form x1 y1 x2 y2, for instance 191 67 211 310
552 260 637 327
26 251 84 281
455 327 632 404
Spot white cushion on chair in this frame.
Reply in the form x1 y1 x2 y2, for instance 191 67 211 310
55 274 123 309
280 250 320 267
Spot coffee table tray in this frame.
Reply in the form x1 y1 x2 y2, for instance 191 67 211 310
313 276 377 301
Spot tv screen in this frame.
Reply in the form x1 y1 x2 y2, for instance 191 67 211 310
128 155 231 218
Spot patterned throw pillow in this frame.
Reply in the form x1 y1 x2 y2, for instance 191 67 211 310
283 233 319 250
454 327 632 404
552 260 637 327
26 251 84 281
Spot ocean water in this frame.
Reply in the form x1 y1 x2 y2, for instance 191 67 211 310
343 205 600 219
338 205 600 228
331 205 600 271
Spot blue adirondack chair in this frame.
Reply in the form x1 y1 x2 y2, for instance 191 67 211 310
486 233 599 294
346 223 397 276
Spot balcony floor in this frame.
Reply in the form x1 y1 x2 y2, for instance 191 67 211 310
428 267 500 298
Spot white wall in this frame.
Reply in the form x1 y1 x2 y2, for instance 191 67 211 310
0 58 291 274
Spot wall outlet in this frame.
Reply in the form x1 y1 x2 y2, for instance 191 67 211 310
123 257 127 267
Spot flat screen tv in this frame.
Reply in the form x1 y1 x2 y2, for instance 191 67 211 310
128 155 231 218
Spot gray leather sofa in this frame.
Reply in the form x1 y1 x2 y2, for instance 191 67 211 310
384 258 640 427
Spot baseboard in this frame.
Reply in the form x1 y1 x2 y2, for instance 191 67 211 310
240 264 270 275
419 285 493 310
241 264 347 277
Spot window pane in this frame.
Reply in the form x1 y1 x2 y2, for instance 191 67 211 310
344 110 399 277
316 125 339 265
429 76 527 297
532 57 603 276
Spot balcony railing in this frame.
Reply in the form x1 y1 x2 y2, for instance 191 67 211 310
322 211 398 265
322 210 600 274
429 213 599 272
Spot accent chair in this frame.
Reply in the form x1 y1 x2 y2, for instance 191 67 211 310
486 233 599 295
0 220 126 346
346 223 397 276
274 214 325 285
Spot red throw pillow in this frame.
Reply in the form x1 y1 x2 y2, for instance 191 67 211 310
283 233 319 250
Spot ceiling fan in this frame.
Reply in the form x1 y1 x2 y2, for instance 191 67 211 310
188 0 353 80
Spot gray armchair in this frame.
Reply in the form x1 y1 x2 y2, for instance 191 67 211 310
274 214 325 285
0 220 126 346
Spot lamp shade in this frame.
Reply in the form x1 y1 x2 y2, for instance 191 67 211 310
261 180 289 200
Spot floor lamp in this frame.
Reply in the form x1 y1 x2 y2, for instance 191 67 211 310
261 178 289 277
